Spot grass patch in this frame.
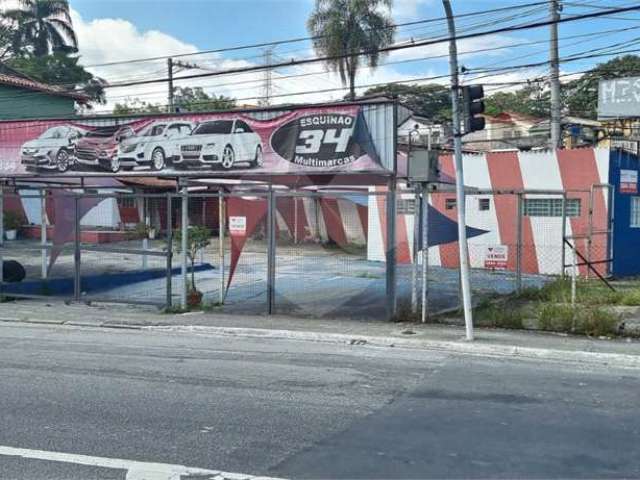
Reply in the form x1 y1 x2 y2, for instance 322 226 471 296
536 303 620 337
475 300 525 330
202 301 224 312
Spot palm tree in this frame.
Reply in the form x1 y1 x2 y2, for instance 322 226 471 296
307 0 395 100
4 0 77 57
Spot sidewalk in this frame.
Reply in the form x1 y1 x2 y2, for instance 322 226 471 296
1 299 639 368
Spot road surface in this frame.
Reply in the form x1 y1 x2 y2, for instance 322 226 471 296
0 323 638 479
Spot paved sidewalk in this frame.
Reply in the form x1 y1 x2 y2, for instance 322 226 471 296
1 299 639 368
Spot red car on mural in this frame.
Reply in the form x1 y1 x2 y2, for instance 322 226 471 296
74 125 135 173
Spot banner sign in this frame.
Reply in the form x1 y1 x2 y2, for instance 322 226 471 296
484 245 509 270
620 169 638 194
0 105 386 178
598 77 640 119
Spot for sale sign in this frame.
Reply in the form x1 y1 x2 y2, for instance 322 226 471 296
484 245 509 270
620 169 638 194
229 216 247 236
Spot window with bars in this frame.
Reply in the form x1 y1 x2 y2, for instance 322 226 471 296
445 198 456 210
523 198 581 217
631 197 640 228
478 198 491 211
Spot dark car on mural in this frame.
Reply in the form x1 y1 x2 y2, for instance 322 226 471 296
117 120 194 171
174 119 263 170
75 125 135 173
21 125 87 173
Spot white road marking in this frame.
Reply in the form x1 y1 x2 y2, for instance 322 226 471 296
0 445 281 480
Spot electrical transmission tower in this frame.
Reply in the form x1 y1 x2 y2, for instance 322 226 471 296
259 47 274 107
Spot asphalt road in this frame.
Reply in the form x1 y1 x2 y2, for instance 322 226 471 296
0 323 639 479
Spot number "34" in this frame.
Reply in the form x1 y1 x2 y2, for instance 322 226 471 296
295 128 353 155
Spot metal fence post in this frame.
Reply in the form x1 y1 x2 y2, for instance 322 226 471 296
561 192 567 278
74 194 81 301
0 184 4 297
219 190 225 305
142 196 149 270
421 185 430 323
165 193 173 309
41 189 47 279
516 193 523 292
267 187 277 314
180 187 188 309
411 187 420 314
386 182 397 320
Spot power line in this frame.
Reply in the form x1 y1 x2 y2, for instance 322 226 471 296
81 3 640 92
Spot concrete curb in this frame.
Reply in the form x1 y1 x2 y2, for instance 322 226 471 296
2 316 639 370
145 325 640 370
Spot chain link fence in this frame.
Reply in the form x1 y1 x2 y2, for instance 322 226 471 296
0 185 609 319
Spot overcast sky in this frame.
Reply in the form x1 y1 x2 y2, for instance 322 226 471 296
66 0 640 111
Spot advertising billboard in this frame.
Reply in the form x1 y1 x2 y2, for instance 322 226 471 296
0 103 392 178
598 77 640 119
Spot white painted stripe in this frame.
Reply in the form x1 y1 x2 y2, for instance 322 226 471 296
461 154 502 268
426 193 441 267
367 188 385 262
0 445 280 480
594 148 611 209
519 150 570 275
337 198 365 245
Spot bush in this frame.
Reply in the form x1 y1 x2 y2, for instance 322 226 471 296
536 303 620 337
3 210 23 231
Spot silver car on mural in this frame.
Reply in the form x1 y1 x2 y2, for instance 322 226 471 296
174 119 263 170
117 121 194 171
21 125 87 172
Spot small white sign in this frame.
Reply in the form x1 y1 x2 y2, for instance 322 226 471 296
229 216 247 236
484 245 509 270
620 169 638 194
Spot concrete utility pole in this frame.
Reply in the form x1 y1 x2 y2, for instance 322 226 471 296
167 58 174 113
442 0 474 341
549 0 562 149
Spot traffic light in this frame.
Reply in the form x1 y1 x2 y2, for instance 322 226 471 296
462 85 485 134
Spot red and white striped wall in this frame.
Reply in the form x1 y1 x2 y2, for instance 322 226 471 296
369 148 611 276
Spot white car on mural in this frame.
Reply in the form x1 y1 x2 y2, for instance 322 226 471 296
117 120 194 171
21 125 87 172
174 119 263 170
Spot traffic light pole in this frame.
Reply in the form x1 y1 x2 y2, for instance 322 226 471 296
443 0 474 341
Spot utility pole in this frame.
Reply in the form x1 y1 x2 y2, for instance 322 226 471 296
550 0 562 149
167 57 174 113
443 0 474 341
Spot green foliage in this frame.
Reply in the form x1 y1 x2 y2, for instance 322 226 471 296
3 210 24 230
173 226 211 291
620 290 640 306
563 55 640 119
3 0 77 57
536 303 619 337
364 83 451 122
484 83 549 118
475 300 525 330
536 303 576 332
113 98 165 116
7 53 106 104
173 87 236 112
308 0 395 100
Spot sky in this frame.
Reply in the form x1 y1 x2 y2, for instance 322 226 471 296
64 0 640 111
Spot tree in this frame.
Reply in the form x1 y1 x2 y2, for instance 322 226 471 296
173 87 236 112
173 226 211 293
563 55 640 119
7 53 106 105
364 83 451 122
307 0 395 100
484 83 549 118
113 98 164 115
4 0 77 57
